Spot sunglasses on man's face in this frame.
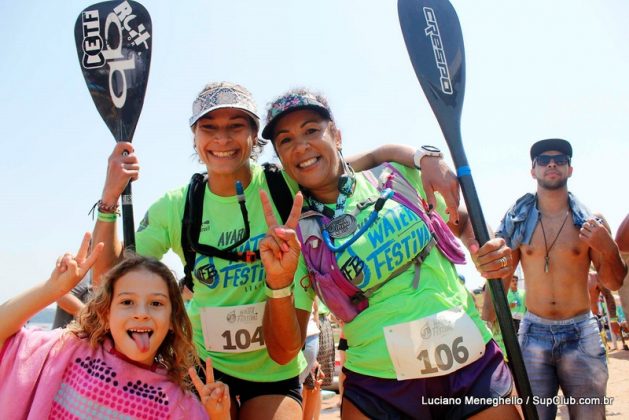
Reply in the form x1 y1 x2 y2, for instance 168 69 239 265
535 154 570 166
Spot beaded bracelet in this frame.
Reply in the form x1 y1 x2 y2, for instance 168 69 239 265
88 199 120 221
97 211 118 223
97 200 120 214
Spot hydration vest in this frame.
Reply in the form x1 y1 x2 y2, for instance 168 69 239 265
297 163 466 322
180 163 292 291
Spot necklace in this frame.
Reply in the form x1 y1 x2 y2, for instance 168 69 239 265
316 188 394 253
307 163 358 239
308 187 357 239
539 210 570 273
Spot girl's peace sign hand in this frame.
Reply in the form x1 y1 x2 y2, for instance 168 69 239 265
189 358 231 420
49 232 104 296
258 191 303 289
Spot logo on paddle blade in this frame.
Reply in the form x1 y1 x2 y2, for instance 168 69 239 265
79 1 151 108
74 0 152 141
422 7 453 95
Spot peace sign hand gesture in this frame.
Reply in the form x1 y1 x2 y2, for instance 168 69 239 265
49 232 104 296
189 358 231 420
259 191 304 289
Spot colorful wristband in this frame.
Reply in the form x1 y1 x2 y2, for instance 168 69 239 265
97 211 118 223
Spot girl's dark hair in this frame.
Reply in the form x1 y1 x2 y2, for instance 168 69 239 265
68 253 197 390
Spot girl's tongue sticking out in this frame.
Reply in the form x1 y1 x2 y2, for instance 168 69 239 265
129 330 151 352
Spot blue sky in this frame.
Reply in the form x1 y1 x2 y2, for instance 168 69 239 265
0 0 627 302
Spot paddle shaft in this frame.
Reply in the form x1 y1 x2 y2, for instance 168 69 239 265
121 183 135 251
396 0 538 416
448 125 538 420
117 146 136 251
75 1 152 252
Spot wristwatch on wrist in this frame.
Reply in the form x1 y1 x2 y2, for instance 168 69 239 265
265 282 294 299
413 145 443 169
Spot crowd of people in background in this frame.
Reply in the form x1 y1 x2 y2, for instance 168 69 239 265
1 82 627 420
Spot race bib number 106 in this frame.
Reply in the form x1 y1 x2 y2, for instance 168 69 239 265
384 308 485 380
200 302 266 353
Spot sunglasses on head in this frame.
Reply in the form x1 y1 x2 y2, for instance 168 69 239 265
535 154 570 166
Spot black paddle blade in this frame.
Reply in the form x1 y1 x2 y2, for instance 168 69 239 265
398 0 465 151
398 3 539 418
74 1 152 142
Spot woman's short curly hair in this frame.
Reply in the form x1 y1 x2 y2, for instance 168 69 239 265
263 87 339 150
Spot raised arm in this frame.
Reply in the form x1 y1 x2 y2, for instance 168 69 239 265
259 190 311 365
0 234 102 349
346 144 416 171
582 214 627 290
92 142 139 283
347 144 460 223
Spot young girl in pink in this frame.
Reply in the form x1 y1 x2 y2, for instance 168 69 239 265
0 233 229 419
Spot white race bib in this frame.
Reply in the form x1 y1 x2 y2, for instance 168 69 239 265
200 302 266 353
384 308 485 380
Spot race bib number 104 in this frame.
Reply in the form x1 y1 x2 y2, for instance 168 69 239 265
384 308 485 380
200 302 266 353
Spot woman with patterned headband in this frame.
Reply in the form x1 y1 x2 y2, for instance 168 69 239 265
89 82 461 419
261 88 521 419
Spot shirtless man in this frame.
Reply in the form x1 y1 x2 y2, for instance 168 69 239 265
496 138 627 420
